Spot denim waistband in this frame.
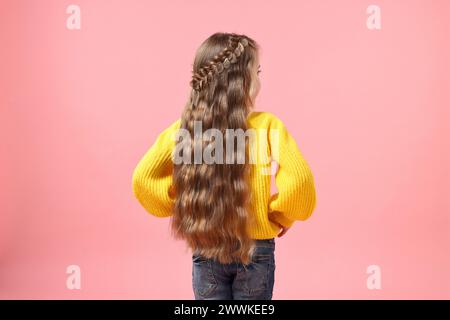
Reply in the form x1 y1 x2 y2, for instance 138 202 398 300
254 238 275 244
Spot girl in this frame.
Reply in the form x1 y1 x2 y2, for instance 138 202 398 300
132 32 317 300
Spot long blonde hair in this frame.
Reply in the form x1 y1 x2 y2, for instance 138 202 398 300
170 32 260 265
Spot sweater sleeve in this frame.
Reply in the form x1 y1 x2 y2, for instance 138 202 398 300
132 119 181 217
267 115 317 227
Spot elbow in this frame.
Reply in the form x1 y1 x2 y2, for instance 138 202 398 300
132 176 157 216
294 173 317 221
132 166 151 207
299 185 316 221
132 166 143 200
297 194 316 221
131 168 173 218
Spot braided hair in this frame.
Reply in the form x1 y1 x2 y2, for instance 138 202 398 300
190 37 249 106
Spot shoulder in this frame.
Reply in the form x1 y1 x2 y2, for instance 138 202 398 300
248 111 287 129
167 118 182 131
161 118 182 134
152 118 182 145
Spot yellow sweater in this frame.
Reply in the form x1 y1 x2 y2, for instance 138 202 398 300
132 111 316 239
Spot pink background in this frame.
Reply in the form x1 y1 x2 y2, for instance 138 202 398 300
1 0 449 299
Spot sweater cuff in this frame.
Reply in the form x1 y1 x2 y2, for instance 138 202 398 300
268 210 295 228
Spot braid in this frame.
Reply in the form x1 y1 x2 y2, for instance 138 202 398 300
190 37 249 103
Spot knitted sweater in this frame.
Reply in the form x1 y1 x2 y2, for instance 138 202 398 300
132 111 317 239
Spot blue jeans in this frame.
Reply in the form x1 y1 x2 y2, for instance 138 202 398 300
192 238 275 300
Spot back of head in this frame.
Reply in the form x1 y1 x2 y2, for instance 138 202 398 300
170 32 260 265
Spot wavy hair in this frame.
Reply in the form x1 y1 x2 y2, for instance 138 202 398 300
170 32 260 265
